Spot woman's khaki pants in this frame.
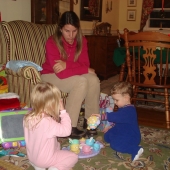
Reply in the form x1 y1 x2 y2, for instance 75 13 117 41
41 73 100 127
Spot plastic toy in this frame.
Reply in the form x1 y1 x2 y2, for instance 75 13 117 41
0 110 28 145
70 144 80 154
69 138 80 154
62 137 104 159
0 149 26 157
81 145 92 154
85 137 95 147
87 115 100 130
2 140 26 149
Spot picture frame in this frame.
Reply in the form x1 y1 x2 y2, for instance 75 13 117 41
127 0 137 7
127 10 136 21
31 0 59 24
80 0 103 22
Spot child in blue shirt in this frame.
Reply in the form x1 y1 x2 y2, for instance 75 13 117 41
103 81 143 162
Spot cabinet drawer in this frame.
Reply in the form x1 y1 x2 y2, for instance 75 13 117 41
107 36 117 44
107 45 116 52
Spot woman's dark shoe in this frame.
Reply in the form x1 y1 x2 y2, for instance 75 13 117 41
83 118 87 129
70 127 86 139
86 129 98 137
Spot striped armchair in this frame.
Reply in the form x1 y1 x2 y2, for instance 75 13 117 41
0 20 68 107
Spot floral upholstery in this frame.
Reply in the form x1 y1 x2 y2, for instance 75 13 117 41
0 20 68 107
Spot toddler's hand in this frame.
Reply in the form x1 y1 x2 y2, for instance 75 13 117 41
106 107 113 113
59 100 65 111
91 114 101 118
102 126 112 133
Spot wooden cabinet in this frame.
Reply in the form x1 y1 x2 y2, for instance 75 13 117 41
85 35 119 80
31 0 75 24
31 0 59 24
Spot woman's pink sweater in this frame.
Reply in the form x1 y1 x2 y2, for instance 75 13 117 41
41 36 90 79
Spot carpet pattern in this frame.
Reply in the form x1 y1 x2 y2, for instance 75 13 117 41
0 126 170 170
59 126 170 170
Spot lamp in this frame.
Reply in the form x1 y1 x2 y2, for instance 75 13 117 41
106 0 112 13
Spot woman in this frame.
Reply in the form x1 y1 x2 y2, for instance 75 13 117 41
41 11 100 138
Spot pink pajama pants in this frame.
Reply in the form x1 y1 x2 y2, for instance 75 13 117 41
30 150 78 170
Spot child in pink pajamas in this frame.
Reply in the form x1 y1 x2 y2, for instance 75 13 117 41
23 82 78 170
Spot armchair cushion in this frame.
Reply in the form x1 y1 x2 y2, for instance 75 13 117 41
0 20 61 107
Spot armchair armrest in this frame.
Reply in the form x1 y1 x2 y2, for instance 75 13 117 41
5 66 41 85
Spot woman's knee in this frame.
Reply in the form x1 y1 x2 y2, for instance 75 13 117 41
73 76 88 90
83 74 100 86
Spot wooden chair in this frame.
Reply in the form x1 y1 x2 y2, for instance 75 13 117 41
124 28 170 129
116 29 138 81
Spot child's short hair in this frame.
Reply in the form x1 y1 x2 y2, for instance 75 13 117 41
111 81 133 97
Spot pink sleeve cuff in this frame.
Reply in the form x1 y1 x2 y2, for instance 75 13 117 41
60 110 66 115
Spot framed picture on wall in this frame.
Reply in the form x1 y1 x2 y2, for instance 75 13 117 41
80 0 103 21
127 0 137 7
127 10 136 21
31 0 59 24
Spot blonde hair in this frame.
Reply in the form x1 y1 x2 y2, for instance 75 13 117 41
53 11 83 61
111 81 133 97
23 82 61 129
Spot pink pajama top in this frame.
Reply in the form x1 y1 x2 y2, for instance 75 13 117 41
24 110 71 167
41 36 90 79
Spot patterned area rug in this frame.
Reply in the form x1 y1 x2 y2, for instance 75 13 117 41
59 126 170 170
1 126 169 170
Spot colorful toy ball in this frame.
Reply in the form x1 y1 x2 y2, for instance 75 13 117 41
87 115 100 130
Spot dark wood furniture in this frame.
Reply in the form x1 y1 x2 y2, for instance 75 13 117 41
80 0 102 21
124 28 170 129
85 35 119 80
31 0 74 24
116 29 137 81
136 107 167 129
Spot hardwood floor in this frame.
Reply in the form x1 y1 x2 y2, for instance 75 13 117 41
99 74 169 129
136 107 168 129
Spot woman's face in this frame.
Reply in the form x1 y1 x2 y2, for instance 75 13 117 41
61 24 78 45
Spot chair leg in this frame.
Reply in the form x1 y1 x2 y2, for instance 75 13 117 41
151 88 155 98
164 88 170 129
119 63 126 81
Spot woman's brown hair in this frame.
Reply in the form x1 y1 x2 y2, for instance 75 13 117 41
53 11 83 61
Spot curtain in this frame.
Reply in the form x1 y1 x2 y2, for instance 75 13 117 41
139 0 154 31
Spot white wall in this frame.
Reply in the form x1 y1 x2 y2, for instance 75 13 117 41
0 0 31 22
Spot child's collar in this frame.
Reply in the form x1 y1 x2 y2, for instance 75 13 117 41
123 104 133 108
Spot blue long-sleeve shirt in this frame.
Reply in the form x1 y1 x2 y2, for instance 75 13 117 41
106 105 141 138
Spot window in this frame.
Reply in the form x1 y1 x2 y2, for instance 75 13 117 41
145 0 170 30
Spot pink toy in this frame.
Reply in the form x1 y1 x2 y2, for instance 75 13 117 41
82 145 92 154
62 140 104 159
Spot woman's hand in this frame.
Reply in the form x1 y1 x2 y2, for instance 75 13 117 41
53 60 66 73
88 68 96 75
